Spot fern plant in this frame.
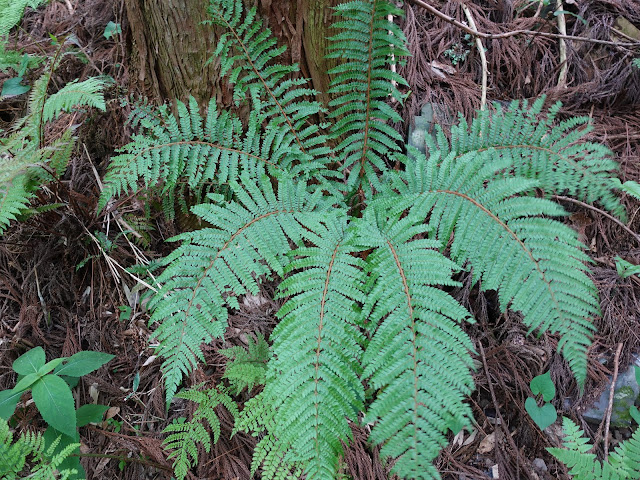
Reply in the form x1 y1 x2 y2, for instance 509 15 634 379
548 417 640 479
0 47 106 233
100 0 627 478
0 416 78 480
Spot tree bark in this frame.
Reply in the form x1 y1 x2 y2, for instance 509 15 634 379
124 0 339 107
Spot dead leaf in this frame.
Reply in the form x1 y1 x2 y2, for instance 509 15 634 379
478 432 495 454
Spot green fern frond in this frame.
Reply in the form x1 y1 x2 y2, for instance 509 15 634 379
0 416 77 480
206 0 330 174
42 77 107 123
0 175 33 231
358 207 475 480
148 175 330 401
327 0 410 194
548 417 640 480
431 98 625 219
220 333 269 394
234 393 303 480
390 148 598 386
98 96 308 214
0 0 48 38
265 214 366 479
163 385 237 480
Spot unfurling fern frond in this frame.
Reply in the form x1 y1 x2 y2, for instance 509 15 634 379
547 417 640 480
431 98 625 219
206 0 330 177
233 393 303 480
265 214 365 479
327 0 410 195
358 208 475 480
163 385 237 480
148 175 330 401
219 333 269 394
0 416 78 480
389 148 598 386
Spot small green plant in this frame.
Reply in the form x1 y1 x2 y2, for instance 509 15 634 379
219 333 269 394
0 42 107 234
526 371 558 430
548 417 640 479
0 347 114 479
0 416 78 480
443 34 472 66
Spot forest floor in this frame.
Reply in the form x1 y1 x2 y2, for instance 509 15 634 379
1 0 640 479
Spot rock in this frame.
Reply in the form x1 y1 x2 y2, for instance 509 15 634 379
583 355 640 427
407 102 452 155
532 458 547 473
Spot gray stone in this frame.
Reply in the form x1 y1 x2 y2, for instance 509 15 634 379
532 458 547 472
583 355 640 427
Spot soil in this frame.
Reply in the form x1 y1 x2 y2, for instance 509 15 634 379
1 1 640 479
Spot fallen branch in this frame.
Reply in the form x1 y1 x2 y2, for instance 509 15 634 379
556 0 568 88
604 342 623 461
409 0 640 49
462 4 487 109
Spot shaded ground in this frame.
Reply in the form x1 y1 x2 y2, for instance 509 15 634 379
1 0 640 479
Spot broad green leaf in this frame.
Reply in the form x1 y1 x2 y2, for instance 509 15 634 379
32 374 76 438
37 357 66 376
525 397 557 430
614 256 640 279
13 347 45 375
53 351 115 377
0 389 23 419
1 77 30 96
635 365 639 385
630 405 640 425
13 372 41 392
103 21 122 39
76 404 109 427
530 371 556 401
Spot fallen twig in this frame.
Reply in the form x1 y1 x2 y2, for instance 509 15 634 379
462 4 487 109
556 0 568 88
603 342 623 460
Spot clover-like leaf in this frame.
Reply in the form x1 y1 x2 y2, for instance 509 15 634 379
530 371 556 402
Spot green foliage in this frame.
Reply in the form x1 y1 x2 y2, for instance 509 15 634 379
98 0 627 478
163 385 237 480
0 0 48 38
0 348 113 479
219 333 269 394
548 417 640 480
0 416 79 480
525 371 558 430
0 53 107 233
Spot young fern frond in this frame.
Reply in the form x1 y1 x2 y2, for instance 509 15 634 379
219 333 269 394
358 208 475 480
265 214 366 479
206 0 330 176
548 417 640 480
0 61 105 233
386 149 599 386
432 98 625 219
163 385 237 480
148 175 330 401
0 416 78 480
327 0 409 195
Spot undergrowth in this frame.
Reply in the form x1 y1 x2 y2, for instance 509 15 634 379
0 0 628 478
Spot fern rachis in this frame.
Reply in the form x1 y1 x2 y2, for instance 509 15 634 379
97 0 629 478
